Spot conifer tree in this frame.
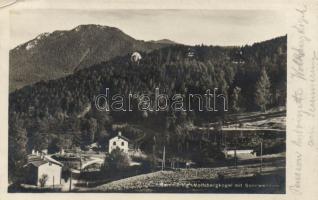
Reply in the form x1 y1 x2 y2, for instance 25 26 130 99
9 114 28 181
255 67 271 112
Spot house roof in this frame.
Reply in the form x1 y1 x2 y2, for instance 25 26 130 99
111 135 130 142
118 135 130 141
44 155 63 166
28 160 48 167
25 155 63 168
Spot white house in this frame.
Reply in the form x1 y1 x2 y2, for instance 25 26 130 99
108 131 129 153
24 154 63 187
130 52 142 64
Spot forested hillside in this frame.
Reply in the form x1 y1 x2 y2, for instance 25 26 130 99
9 35 286 181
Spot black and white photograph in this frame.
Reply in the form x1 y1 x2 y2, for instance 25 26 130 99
6 7 289 194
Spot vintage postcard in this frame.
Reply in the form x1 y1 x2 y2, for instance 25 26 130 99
0 0 317 199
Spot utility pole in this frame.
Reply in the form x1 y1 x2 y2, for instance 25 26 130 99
234 137 237 168
162 146 165 171
260 140 263 173
69 170 72 192
80 149 82 171
235 130 241 168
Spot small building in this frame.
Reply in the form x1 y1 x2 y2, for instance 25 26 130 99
24 154 63 187
108 131 130 153
131 52 142 64
224 149 256 159
187 48 196 58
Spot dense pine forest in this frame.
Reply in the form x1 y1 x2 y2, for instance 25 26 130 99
9 35 287 182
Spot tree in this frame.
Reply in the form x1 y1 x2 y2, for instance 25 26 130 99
9 113 28 182
81 117 98 145
28 117 49 151
87 117 98 142
39 174 48 187
30 132 49 151
231 86 241 112
255 67 271 112
101 148 130 172
97 129 110 151
48 135 71 154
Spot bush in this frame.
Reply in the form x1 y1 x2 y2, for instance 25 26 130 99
217 172 225 182
140 155 157 172
101 147 130 172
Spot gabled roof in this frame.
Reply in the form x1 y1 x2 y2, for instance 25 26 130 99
111 135 130 142
25 155 63 168
44 155 63 166
28 160 48 167
118 135 130 141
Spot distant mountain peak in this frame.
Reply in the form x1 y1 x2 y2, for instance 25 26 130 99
10 24 173 92
149 39 178 45
72 24 122 32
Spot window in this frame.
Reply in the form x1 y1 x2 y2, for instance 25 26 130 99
113 141 116 146
121 142 124 146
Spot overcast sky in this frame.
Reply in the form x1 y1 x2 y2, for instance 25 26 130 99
10 9 287 48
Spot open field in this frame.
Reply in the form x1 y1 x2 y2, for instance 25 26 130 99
78 153 285 193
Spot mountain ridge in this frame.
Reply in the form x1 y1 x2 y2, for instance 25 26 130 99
9 24 174 92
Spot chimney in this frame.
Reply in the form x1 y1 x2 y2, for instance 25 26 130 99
42 149 48 155
118 131 122 136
